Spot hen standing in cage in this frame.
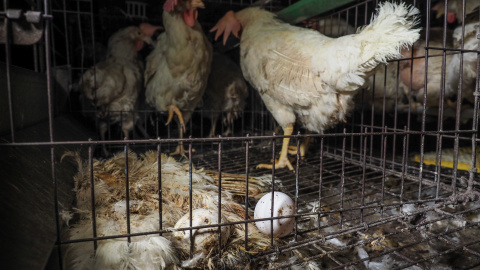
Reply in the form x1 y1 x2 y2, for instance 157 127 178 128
78 26 154 156
202 52 249 137
443 0 480 116
211 2 421 170
143 0 213 156
399 28 455 114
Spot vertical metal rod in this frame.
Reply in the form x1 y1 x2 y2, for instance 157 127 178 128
4 0 14 142
261 99 265 136
318 137 324 235
241 111 245 137
418 0 433 202
52 149 62 269
124 145 131 243
270 134 276 246
388 63 396 169
90 0 96 74
48 0 56 68
369 85 375 166
61 0 71 67
156 112 160 138
188 139 194 258
433 0 447 200
451 0 468 197
392 60 402 171
42 3 64 267
340 128 346 229
467 3 480 195
367 1 374 166
401 126 407 204
217 136 223 260
359 87 365 164
76 0 84 73
381 66 386 137
157 142 163 234
88 144 98 250
361 128 367 224
244 134 250 251
294 133 300 242
381 126 387 219
250 90 254 136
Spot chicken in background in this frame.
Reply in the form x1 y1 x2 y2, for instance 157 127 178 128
211 2 421 170
432 0 479 24
78 26 154 156
399 28 455 114
201 53 248 137
357 63 409 114
143 0 213 156
445 2 480 118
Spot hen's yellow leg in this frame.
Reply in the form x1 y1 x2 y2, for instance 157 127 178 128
165 104 188 157
257 123 294 171
166 104 185 134
288 131 313 158
169 126 189 157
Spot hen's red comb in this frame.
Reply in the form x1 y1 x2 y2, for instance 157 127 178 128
163 0 177 12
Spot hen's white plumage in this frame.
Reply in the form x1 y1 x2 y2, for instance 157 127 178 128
399 33 455 111
447 22 478 105
79 26 152 156
144 0 212 155
212 2 421 170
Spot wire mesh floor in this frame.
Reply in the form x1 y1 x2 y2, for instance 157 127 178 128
188 141 480 269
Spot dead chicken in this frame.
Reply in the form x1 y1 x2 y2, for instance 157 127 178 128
61 151 319 269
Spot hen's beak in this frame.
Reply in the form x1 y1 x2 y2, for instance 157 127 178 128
142 36 153 45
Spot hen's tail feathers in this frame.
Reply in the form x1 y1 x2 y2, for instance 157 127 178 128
338 2 421 91
359 2 420 64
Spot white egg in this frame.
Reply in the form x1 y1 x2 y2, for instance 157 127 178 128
254 191 295 237
173 208 230 254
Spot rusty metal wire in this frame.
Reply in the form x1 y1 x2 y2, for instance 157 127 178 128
1 0 479 269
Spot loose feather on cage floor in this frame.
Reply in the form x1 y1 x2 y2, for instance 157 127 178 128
60 150 322 269
58 141 480 269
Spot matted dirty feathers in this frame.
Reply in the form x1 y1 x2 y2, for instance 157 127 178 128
60 151 321 269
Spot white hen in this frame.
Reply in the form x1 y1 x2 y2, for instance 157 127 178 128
143 0 213 156
399 32 455 112
79 26 153 156
447 18 479 108
211 2 421 170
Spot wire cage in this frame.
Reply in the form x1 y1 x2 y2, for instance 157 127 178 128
1 0 480 269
